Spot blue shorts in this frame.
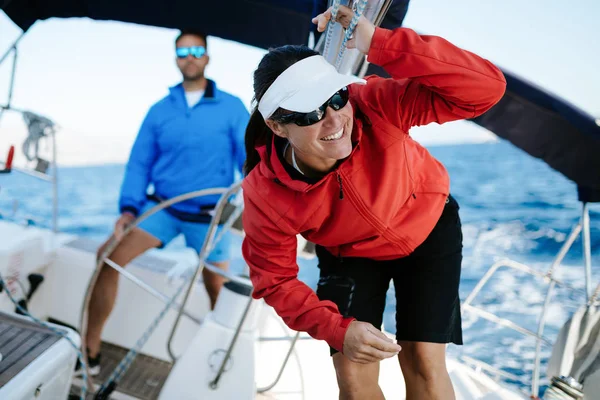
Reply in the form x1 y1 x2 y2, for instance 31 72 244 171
137 202 231 263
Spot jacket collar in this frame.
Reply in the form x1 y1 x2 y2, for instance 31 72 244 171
168 79 218 106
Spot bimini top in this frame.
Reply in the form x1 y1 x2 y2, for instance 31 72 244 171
3 0 598 201
471 69 600 202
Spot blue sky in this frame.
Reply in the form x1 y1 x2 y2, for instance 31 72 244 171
0 0 598 165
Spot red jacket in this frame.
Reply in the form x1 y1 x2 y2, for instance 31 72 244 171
242 27 506 352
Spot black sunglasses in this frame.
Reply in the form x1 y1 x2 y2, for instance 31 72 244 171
272 86 349 127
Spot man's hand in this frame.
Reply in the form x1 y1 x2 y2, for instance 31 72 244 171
113 212 136 241
312 5 376 54
343 321 402 364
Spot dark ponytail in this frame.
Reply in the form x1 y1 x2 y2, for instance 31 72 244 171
243 45 319 176
243 111 272 176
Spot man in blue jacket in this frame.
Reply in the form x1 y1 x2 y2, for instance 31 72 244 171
82 29 249 375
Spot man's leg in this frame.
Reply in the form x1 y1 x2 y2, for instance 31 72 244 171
86 228 161 358
182 222 232 310
202 260 229 310
397 341 455 400
333 353 384 400
86 204 177 361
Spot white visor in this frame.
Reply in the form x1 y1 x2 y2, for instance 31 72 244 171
257 55 367 120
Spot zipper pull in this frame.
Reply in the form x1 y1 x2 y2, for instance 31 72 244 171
336 173 344 200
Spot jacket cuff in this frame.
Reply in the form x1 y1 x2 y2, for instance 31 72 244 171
331 316 355 353
367 27 393 66
120 205 139 217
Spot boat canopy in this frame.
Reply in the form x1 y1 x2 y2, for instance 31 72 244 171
3 0 598 201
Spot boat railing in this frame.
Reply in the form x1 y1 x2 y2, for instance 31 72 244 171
462 202 598 397
460 355 527 384
80 180 311 395
0 34 59 233
0 108 59 232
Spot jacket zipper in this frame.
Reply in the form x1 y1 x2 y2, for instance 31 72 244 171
337 170 410 252
336 172 345 263
336 172 344 200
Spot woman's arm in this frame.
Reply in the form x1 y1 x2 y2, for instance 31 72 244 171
312 5 506 131
241 187 354 352
364 26 507 131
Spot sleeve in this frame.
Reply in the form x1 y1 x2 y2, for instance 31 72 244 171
241 187 355 352
230 98 250 175
357 27 507 132
118 108 159 216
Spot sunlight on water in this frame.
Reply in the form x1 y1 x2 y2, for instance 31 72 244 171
1 140 599 396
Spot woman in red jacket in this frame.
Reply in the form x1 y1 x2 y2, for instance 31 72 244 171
241 6 506 399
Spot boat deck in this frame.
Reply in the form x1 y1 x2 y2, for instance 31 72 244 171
70 342 172 399
0 312 63 388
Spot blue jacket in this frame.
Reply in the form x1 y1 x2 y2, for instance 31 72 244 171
119 80 249 217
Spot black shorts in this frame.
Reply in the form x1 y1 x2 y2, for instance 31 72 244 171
316 195 463 355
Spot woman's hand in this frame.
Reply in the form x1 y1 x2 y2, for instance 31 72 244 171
343 321 402 363
312 5 376 55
